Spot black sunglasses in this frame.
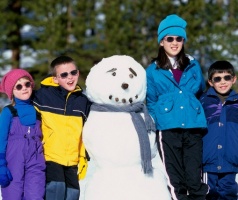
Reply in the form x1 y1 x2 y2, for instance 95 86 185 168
163 36 184 43
58 69 78 79
14 81 32 91
212 75 233 83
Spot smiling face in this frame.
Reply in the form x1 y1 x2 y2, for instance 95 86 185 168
160 35 184 57
13 77 33 100
53 63 79 91
208 72 237 95
86 55 146 106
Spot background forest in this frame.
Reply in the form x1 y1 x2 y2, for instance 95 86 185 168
0 0 238 91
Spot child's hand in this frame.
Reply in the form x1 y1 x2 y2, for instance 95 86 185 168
78 156 88 180
0 164 13 187
0 153 13 187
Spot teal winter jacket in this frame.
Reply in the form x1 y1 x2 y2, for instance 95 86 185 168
146 58 207 131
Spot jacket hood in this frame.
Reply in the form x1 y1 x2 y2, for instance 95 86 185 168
41 76 58 87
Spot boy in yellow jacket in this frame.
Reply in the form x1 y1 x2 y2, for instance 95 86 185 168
33 55 91 200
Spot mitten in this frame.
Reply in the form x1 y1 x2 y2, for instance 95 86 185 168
78 156 88 180
0 153 13 187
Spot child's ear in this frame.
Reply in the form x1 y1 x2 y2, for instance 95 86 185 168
232 76 237 84
53 76 59 84
160 40 164 46
208 79 214 87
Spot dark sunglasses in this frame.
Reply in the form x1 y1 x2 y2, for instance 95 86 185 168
58 69 78 79
14 81 32 91
163 36 184 43
212 75 233 83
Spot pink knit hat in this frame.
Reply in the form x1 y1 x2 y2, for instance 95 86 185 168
0 69 34 100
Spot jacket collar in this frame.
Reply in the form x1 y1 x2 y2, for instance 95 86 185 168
207 87 238 101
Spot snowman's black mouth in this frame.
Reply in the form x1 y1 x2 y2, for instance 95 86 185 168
108 95 139 104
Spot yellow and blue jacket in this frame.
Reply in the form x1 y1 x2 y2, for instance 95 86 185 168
33 76 91 179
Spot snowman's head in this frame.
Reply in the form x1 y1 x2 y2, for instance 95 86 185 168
86 55 146 106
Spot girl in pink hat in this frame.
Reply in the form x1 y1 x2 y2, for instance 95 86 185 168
0 69 45 200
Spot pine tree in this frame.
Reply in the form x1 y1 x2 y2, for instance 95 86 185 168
1 0 238 88
0 0 22 69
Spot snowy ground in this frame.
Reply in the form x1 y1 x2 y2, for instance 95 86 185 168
0 160 96 200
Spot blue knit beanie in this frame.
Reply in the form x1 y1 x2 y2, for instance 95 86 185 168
157 14 187 43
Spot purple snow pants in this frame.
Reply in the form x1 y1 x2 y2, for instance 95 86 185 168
1 117 46 200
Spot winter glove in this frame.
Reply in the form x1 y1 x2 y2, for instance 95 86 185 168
78 156 88 180
0 153 13 187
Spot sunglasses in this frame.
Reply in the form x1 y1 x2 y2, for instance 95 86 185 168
212 75 233 83
14 81 32 91
163 36 184 43
58 69 79 79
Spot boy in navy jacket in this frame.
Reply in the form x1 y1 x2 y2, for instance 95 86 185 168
200 60 238 199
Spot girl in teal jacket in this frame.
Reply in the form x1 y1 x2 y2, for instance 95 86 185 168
146 14 208 200
146 57 206 131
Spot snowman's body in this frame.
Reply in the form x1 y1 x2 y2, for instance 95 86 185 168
83 55 171 200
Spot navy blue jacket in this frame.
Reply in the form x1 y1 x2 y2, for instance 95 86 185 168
200 87 238 173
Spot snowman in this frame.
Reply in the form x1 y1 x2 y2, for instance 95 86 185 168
83 55 171 200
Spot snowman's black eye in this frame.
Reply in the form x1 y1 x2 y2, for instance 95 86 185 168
107 68 117 76
129 67 137 76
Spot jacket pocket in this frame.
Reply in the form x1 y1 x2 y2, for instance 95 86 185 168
157 97 174 114
155 97 174 129
188 97 203 124
189 98 201 114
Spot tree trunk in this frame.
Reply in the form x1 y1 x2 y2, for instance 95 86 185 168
8 0 21 69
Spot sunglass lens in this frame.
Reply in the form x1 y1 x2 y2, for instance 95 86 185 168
213 77 221 83
71 70 78 76
176 37 183 42
224 75 232 81
16 84 23 90
60 72 68 78
166 37 174 42
25 82 31 88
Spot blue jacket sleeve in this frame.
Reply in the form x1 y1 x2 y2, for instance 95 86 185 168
191 59 206 97
0 107 12 153
196 61 206 96
146 64 157 123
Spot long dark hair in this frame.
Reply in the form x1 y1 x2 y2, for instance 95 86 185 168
151 46 190 71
